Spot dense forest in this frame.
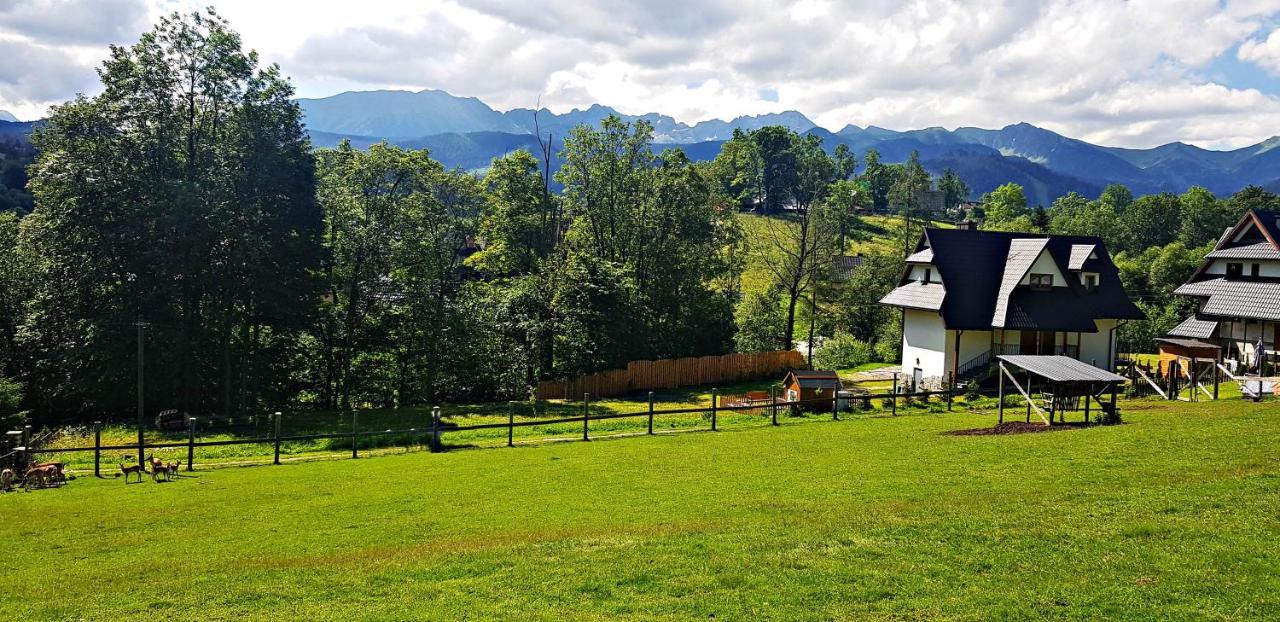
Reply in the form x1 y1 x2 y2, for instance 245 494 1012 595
2 11 1279 427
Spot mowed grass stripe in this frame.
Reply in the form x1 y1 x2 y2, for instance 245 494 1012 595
4 399 1279 620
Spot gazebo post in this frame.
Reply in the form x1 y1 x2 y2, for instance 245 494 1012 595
1084 382 1091 423
1048 382 1055 426
1025 372 1032 424
997 362 1005 424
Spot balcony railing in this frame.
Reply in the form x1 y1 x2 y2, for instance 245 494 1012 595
994 343 1080 358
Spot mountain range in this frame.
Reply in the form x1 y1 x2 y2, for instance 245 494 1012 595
0 110 18 123
296 90 1280 205
3 90 1277 206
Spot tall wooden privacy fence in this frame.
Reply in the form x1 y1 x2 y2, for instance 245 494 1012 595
536 350 807 400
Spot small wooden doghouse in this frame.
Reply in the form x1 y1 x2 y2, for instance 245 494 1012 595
782 369 842 410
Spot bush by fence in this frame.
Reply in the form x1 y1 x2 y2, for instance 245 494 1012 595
536 350 806 400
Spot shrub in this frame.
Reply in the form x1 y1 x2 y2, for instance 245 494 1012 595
873 338 899 364
813 333 873 370
965 381 982 402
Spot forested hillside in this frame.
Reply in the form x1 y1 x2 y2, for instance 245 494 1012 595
3 11 1280 427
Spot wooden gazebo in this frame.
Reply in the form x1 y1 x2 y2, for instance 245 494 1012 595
997 355 1126 425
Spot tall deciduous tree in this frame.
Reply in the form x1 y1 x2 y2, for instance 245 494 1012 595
21 10 320 419
759 133 843 353
555 116 741 371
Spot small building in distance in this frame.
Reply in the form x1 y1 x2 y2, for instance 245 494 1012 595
878 228 1143 389
830 254 865 281
782 369 842 409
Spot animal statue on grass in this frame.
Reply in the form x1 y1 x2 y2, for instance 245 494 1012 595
119 462 145 483
151 462 172 482
23 464 58 490
0 468 13 492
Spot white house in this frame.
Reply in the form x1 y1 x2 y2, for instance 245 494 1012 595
1166 209 1280 373
879 228 1144 388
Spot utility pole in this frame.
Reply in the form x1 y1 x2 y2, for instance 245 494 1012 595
136 317 148 466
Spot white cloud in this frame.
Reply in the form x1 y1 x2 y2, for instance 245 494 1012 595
0 0 1278 148
1239 27 1280 74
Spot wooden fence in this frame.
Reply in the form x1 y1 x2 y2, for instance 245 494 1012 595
535 350 807 400
5 383 959 480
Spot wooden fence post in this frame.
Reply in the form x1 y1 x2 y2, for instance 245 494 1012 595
274 411 283 465
507 401 515 448
947 372 954 411
997 365 1005 424
770 387 778 426
711 388 718 431
891 373 898 416
351 409 358 459
832 388 839 421
647 391 654 435
582 393 590 441
430 406 441 452
93 421 102 478
187 417 196 471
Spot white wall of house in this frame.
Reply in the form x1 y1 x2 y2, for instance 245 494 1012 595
954 330 991 371
1019 251 1068 287
1204 259 1280 277
902 309 947 383
1221 319 1276 362
1078 319 1118 370
907 264 943 284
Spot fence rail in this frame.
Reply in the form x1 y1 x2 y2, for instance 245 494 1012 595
5 378 966 477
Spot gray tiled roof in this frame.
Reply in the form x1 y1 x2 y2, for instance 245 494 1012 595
998 355 1125 383
905 247 934 263
1166 316 1218 339
879 282 945 311
1204 242 1280 260
1068 244 1095 270
1175 278 1280 321
992 238 1048 327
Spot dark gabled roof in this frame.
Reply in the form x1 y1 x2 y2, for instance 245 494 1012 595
785 369 840 389
992 238 1048 327
998 355 1125 383
882 228 1143 331
1156 337 1222 351
1167 316 1218 339
879 282 945 311
1175 278 1280 321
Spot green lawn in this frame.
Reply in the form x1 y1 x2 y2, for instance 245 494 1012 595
6 397 1279 620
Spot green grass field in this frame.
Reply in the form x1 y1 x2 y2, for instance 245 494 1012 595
6 396 1278 620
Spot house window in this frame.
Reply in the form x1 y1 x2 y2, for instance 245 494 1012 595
1226 263 1243 278
1029 273 1053 290
1251 263 1261 278
923 268 932 283
1081 273 1098 290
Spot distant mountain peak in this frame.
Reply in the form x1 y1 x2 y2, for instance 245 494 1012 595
0 110 17 122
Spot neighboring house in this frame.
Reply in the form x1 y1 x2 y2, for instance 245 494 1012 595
1166 209 1280 373
879 228 1143 388
782 370 841 410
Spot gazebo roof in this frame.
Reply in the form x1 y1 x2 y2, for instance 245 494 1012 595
997 355 1125 384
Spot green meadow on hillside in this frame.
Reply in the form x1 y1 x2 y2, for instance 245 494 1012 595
6 397 1278 620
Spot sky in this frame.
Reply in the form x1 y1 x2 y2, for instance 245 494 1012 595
1 0 1279 149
